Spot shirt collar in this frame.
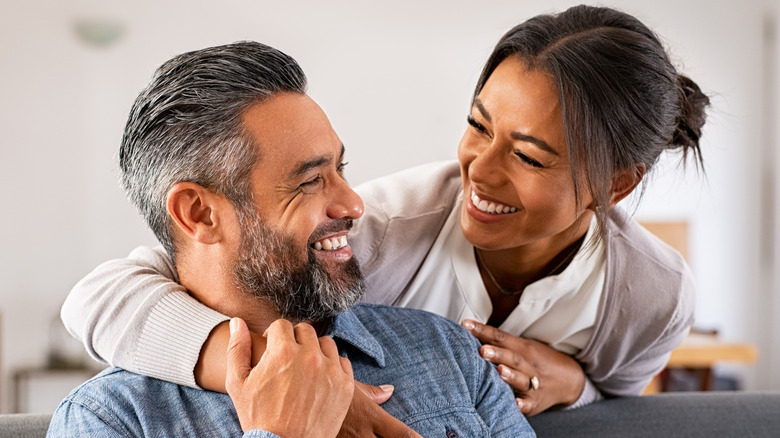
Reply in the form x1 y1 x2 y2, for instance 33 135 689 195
523 215 605 300
326 307 386 368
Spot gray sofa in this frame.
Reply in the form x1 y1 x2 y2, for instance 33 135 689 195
528 391 780 437
0 414 51 438
3 391 779 437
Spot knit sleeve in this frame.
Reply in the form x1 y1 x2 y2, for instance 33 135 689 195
61 246 228 388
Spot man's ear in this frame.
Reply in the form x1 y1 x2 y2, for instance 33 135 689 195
609 163 646 207
167 182 231 245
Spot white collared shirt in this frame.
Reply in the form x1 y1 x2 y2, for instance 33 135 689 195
397 193 606 355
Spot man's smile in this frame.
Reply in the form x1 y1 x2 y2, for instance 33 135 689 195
307 218 354 256
312 234 348 251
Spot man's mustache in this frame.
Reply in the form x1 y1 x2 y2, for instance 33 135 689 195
307 218 354 245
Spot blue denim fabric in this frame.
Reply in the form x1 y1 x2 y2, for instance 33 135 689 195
48 304 534 437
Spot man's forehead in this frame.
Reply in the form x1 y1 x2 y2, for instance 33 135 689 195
241 93 343 176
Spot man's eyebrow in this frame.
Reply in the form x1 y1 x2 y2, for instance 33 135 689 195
288 145 345 179
474 98 558 157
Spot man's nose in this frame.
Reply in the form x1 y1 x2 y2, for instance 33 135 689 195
327 178 364 220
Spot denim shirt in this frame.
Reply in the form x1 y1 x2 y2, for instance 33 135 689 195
48 304 534 437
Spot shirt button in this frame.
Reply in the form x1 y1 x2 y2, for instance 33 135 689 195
446 430 458 438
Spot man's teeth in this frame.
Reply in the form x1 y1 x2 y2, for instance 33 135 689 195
313 235 348 251
471 190 517 215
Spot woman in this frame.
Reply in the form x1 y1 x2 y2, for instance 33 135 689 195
63 5 709 416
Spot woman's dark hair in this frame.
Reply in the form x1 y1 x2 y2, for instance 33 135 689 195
474 5 710 244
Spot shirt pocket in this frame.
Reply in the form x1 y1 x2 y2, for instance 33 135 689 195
403 406 490 438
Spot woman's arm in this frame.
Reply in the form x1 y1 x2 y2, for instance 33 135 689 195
62 246 231 388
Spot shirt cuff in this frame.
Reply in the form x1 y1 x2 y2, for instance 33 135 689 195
135 291 230 388
244 431 282 438
565 377 604 410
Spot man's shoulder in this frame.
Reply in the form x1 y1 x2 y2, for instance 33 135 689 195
51 367 239 437
65 367 156 396
350 304 475 347
58 367 186 411
344 305 533 437
49 368 172 436
352 303 456 325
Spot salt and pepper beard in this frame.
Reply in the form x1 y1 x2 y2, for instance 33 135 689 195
232 209 365 323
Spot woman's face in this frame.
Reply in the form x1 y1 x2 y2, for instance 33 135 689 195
458 56 593 252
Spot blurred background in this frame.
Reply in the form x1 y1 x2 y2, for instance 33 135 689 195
1 0 778 412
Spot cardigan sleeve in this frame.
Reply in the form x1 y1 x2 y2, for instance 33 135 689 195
61 246 229 388
595 268 694 398
577 209 696 398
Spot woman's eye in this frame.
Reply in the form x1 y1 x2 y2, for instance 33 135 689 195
515 152 544 168
467 115 488 134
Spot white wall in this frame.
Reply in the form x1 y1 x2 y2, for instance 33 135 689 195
0 0 774 412
766 0 780 392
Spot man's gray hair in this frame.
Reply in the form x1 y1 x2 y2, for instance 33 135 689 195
119 41 307 263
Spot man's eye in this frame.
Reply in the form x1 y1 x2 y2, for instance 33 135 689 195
300 176 323 187
337 161 349 174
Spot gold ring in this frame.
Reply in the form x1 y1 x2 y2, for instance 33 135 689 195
530 376 539 391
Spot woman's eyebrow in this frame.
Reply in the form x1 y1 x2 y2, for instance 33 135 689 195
474 98 492 123
511 132 558 156
473 98 558 156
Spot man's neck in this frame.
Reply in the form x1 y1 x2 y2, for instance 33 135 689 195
309 319 331 337
238 307 333 337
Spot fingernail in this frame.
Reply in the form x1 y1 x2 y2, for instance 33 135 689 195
500 367 512 379
229 318 239 335
482 347 494 359
461 320 475 330
379 385 394 392
516 398 524 410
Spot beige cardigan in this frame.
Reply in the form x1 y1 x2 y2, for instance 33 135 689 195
63 160 695 398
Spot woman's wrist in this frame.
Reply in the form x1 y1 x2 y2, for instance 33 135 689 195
194 321 267 392
566 378 603 409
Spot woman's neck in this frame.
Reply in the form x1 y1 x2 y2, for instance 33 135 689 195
476 212 593 326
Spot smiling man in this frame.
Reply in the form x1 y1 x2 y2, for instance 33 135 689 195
47 41 533 437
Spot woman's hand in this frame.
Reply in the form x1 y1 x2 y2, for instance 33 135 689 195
462 319 586 416
338 382 422 438
226 318 354 436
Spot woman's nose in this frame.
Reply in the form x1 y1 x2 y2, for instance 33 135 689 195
467 140 507 187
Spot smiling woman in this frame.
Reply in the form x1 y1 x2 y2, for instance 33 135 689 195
61 3 709 423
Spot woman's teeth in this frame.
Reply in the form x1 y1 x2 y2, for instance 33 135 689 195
471 190 517 215
313 235 348 251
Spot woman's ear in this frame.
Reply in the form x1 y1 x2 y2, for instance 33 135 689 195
609 163 646 207
167 182 230 245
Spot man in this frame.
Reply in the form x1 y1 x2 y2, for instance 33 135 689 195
47 42 533 437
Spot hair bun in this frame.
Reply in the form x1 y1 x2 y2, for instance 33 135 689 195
671 75 709 166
